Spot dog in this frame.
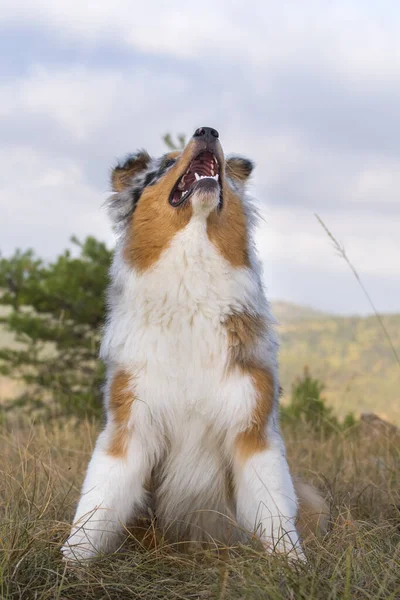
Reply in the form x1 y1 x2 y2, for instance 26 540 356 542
62 127 327 562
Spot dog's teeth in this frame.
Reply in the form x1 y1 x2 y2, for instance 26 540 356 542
202 174 218 180
193 173 219 182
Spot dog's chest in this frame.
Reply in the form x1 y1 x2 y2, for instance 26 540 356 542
104 222 254 371
102 222 262 428
129 242 255 427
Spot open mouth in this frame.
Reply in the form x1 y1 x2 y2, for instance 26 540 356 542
169 151 221 207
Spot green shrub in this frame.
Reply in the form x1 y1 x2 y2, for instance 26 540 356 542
281 367 356 434
0 236 110 419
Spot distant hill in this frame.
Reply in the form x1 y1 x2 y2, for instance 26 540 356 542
1 303 399 424
271 302 400 425
271 301 330 323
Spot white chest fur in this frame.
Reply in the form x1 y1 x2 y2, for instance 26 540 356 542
100 218 270 433
102 220 260 371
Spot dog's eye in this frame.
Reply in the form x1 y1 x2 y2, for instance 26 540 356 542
162 158 176 169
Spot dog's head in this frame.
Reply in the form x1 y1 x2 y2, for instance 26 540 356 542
107 127 255 271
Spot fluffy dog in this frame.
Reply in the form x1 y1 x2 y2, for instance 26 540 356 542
62 127 327 562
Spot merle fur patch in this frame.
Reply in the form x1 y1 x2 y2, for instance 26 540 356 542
106 154 177 228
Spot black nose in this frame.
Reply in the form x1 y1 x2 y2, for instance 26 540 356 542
193 127 219 140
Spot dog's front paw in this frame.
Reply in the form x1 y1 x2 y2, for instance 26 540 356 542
263 540 306 562
61 531 98 564
262 529 306 562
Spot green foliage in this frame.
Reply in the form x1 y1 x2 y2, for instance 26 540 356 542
277 309 400 425
0 236 111 418
342 411 357 429
282 367 356 434
162 132 186 150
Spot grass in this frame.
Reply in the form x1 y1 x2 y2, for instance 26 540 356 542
1 418 399 599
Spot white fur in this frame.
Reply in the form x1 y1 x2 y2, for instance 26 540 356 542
234 425 303 558
62 193 302 562
61 429 149 561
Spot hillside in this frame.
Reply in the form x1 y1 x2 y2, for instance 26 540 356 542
273 302 400 424
272 301 330 323
1 302 399 423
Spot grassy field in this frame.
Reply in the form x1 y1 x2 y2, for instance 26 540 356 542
1 418 399 599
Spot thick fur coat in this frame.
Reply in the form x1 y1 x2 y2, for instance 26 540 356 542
62 127 327 562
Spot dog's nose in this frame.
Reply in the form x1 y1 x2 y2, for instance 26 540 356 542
193 127 219 141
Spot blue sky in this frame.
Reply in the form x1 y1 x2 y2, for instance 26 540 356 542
1 1 399 314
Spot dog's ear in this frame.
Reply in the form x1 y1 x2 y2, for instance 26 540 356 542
226 156 254 183
111 151 152 192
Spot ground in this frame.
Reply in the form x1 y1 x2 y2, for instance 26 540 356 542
1 419 399 600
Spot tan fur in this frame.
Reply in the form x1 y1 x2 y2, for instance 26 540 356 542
124 183 193 272
163 150 181 162
235 364 275 462
226 157 253 182
107 370 135 457
294 479 330 541
112 151 151 192
224 309 274 464
123 143 213 272
207 185 250 268
225 311 267 366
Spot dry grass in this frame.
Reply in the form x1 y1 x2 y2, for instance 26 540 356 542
1 419 399 599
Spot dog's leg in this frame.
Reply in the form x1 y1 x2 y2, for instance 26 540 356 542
233 436 304 560
62 427 151 562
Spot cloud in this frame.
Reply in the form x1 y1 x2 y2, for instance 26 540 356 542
0 1 399 314
256 206 400 278
2 1 400 80
0 146 111 256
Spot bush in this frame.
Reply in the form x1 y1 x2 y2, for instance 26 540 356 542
0 236 111 419
281 367 356 434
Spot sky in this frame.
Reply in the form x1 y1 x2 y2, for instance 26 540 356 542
0 1 399 315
